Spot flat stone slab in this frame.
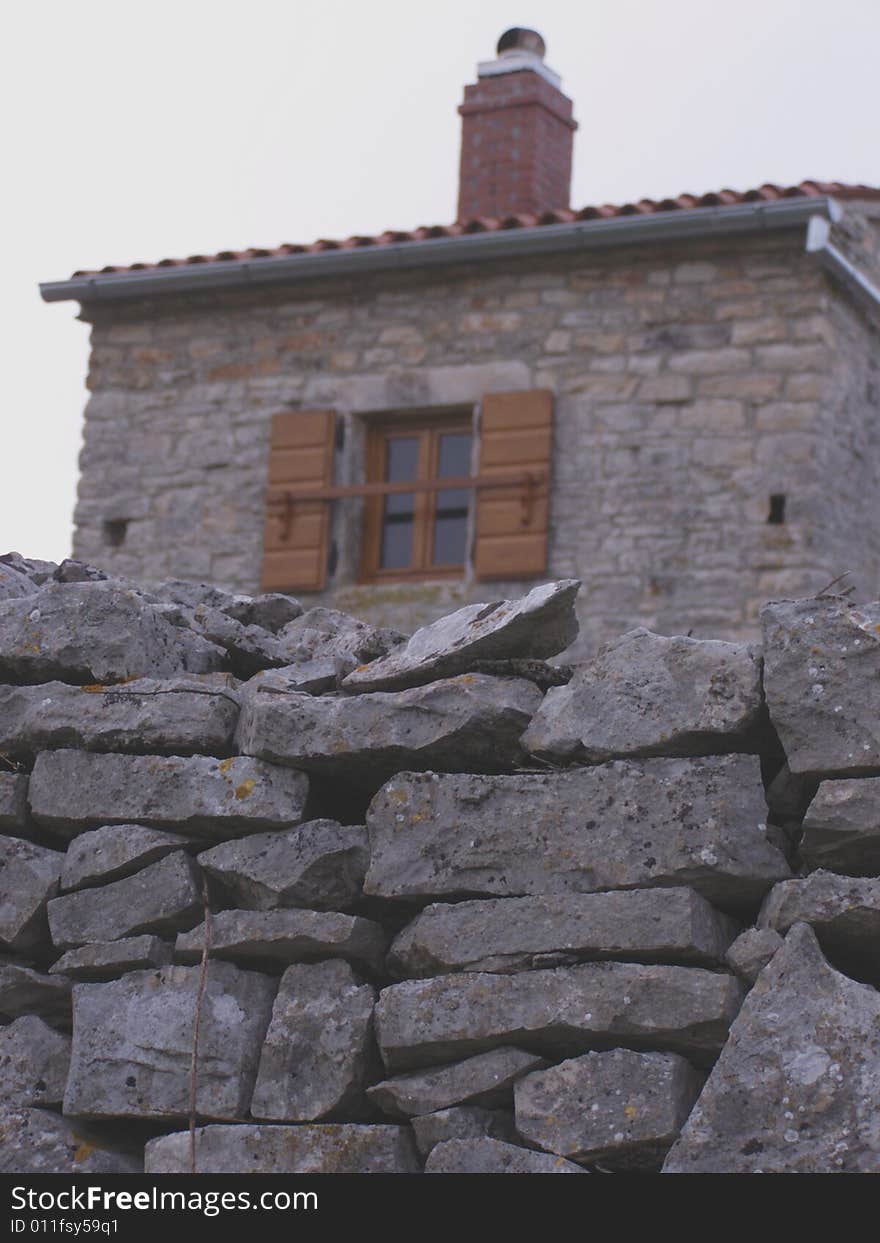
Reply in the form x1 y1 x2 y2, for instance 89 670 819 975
0 835 63 952
243 659 340 696
761 596 880 777
0 1016 71 1107
411 1107 515 1158
222 591 303 633
50 936 173 981
425 1138 585 1174
60 824 194 892
366 757 789 908
145 1123 419 1174
0 581 224 685
664 923 880 1172
0 677 239 759
800 777 880 874
367 1046 548 1118
758 871 880 973
0 960 71 1027
153 583 302 636
29 751 309 840
523 628 763 763
724 928 784 985
63 962 275 1121
276 607 406 677
197 820 369 912
250 960 376 1122
0 553 56 586
48 851 203 949
388 888 737 977
0 1108 142 1174
0 562 37 601
343 580 581 693
236 674 541 780
175 908 387 974
0 772 28 831
515 1049 702 1169
375 962 744 1072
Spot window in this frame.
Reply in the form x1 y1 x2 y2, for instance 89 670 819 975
360 415 474 581
260 389 553 593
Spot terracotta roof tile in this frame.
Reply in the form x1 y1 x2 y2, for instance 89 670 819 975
71 180 880 277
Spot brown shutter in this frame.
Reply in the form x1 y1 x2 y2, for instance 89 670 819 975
260 409 335 592
474 389 553 581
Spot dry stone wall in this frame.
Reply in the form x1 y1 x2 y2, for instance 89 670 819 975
1 551 880 1173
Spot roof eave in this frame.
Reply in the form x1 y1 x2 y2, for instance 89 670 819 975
39 197 844 306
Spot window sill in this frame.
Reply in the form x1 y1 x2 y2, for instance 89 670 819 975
357 567 466 586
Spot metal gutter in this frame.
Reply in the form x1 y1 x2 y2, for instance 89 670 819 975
40 197 842 306
805 216 880 316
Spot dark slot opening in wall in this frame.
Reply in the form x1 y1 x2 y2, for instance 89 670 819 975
767 494 786 525
103 519 129 548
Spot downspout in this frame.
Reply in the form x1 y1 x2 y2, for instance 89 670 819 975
805 214 880 317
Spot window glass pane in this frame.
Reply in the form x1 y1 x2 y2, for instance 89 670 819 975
437 433 472 479
380 436 418 569
432 431 472 565
433 507 468 565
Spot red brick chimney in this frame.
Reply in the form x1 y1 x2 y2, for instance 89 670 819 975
457 28 577 222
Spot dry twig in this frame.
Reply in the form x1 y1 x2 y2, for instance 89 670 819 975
189 872 213 1175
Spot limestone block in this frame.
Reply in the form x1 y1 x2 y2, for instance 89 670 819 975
0 1016 71 1107
250 961 376 1122
800 777 880 874
0 836 63 952
0 1108 141 1173
236 674 541 779
145 1123 419 1173
29 751 309 840
0 582 225 684
175 908 386 974
197 820 368 912
761 596 880 776
276 608 406 679
367 1047 548 1118
758 870 880 973
375 962 744 1071
48 852 202 949
0 772 28 832
388 888 737 977
63 962 275 1120
366 758 789 908
425 1138 585 1173
61 824 194 892
515 1049 702 1168
523 628 763 762
50 936 173 980
0 677 240 759
0 562 37 601
664 924 880 1172
411 1107 515 1158
0 960 71 1027
724 928 784 984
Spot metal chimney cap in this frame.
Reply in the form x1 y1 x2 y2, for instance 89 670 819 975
496 28 546 59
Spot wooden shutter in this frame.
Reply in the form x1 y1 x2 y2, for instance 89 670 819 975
474 389 553 581
260 409 335 592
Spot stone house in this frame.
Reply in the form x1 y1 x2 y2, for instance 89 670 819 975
41 28 880 657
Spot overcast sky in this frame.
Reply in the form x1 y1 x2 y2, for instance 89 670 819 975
4 0 878 563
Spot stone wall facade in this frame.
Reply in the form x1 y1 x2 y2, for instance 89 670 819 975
3 558 880 1174
73 206 880 658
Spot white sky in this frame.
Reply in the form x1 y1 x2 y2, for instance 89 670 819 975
4 0 878 563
